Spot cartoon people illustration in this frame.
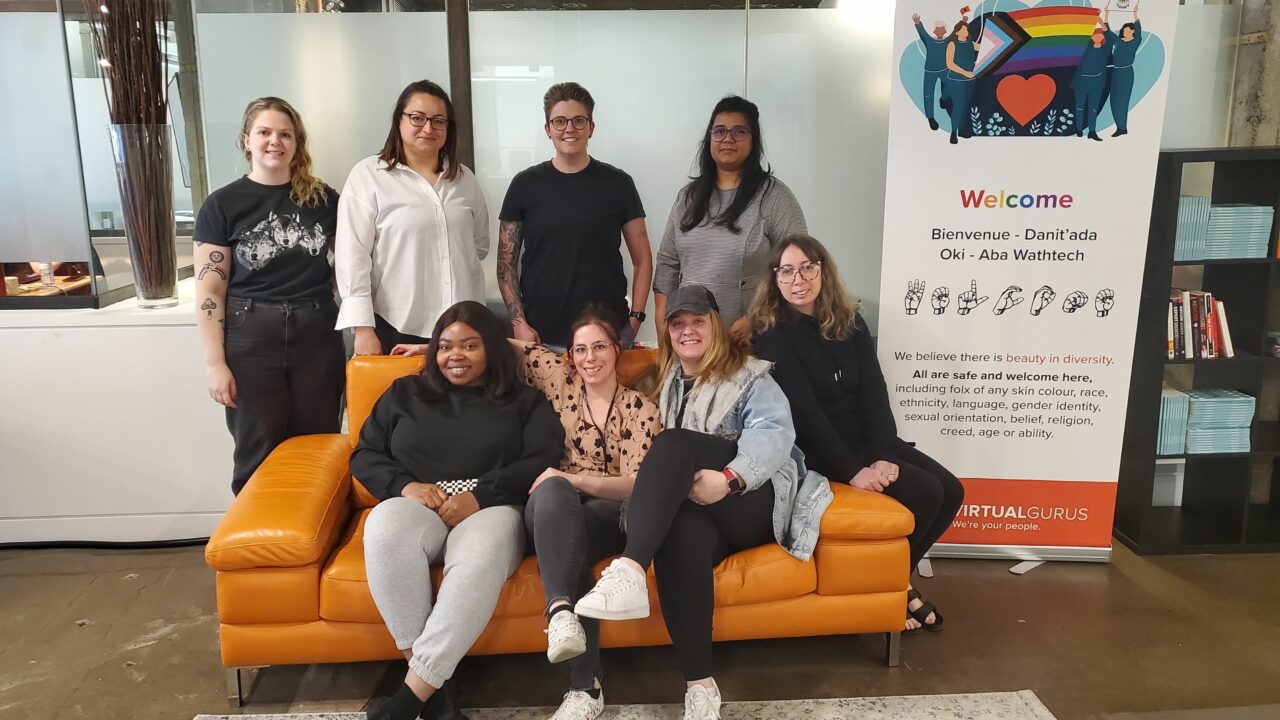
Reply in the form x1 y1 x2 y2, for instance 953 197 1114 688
944 20 981 145
1072 24 1113 141
1105 2 1142 137
911 13 952 131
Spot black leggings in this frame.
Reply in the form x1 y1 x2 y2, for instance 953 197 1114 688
622 429 776 681
880 444 965 569
525 476 624 691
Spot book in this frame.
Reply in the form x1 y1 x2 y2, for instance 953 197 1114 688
1216 300 1235 358
1202 292 1218 358
1189 293 1203 358
1180 290 1193 359
1166 301 1175 359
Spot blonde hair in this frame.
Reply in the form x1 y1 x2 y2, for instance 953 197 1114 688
654 308 747 400
747 233 860 341
238 97 328 208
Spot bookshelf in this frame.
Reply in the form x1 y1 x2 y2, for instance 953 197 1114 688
1116 147 1280 555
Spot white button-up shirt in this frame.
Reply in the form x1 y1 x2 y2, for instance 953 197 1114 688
335 155 490 337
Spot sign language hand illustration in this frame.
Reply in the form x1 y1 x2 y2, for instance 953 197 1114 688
1095 288 1115 317
932 286 951 314
1062 290 1089 313
905 279 926 315
956 280 989 315
992 285 1025 315
1030 285 1056 316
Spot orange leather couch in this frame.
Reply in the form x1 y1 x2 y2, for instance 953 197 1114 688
206 351 915 706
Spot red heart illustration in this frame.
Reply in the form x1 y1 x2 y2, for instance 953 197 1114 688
997 74 1056 127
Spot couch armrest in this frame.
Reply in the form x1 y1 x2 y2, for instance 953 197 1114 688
818 483 916 542
205 434 353 571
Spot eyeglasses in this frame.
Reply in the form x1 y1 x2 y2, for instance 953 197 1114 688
549 115 591 131
571 341 614 358
774 261 821 283
402 113 448 131
710 126 751 142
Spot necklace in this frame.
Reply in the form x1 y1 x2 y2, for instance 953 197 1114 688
583 382 620 475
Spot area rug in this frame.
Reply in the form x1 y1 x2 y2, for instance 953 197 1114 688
195 689 1057 719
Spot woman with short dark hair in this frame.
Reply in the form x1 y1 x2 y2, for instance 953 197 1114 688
355 301 563 720
336 80 491 355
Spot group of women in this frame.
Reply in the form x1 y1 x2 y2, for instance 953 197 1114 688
193 80 964 720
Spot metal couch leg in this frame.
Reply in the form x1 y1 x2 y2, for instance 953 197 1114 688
226 667 244 708
884 631 901 668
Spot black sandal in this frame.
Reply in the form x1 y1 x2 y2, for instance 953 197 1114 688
906 588 944 633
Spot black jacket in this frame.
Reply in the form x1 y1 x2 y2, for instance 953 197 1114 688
350 376 564 507
753 310 900 483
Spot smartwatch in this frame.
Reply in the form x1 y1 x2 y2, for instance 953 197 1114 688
723 468 746 495
628 310 646 322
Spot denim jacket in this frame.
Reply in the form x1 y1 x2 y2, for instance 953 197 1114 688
660 358 834 560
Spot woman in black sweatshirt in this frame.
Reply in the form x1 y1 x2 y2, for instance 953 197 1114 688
749 235 963 634
354 300 563 720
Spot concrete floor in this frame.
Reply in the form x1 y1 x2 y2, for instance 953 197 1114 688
1 544 1278 720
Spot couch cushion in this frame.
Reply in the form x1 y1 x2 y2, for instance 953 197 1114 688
819 483 915 541
321 507 817 623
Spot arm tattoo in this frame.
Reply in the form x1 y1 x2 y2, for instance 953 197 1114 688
198 250 228 281
200 297 217 319
496 220 526 322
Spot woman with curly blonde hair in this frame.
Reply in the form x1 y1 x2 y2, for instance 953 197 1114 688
749 234 963 633
194 96 343 494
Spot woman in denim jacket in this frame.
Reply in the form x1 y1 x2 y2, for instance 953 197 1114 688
574 284 832 720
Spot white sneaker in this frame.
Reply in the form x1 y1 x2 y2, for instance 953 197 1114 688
682 682 722 720
574 559 650 620
548 688 604 720
545 610 587 664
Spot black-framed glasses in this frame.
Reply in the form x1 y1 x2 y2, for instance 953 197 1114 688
775 261 821 283
549 115 591 131
710 126 751 142
402 113 448 131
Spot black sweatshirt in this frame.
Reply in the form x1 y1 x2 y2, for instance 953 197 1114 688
753 310 900 484
350 376 565 507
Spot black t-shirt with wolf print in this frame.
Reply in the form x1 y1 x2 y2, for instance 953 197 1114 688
194 176 340 300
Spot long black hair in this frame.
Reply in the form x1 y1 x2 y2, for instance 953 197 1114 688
679 95 772 234
379 79 461 182
419 301 518 401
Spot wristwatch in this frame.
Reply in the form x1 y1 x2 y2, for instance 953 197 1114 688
723 469 746 496
628 310 646 322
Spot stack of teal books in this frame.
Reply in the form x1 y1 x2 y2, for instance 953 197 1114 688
1173 196 1209 261
1185 389 1255 454
1203 204 1274 259
1157 386 1189 456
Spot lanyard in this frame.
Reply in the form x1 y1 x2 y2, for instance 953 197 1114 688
584 383 620 475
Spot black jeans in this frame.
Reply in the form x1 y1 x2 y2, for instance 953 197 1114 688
374 313 430 355
881 444 966 569
525 475 625 691
224 295 345 494
622 429 775 681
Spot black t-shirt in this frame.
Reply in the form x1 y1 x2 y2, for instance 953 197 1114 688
499 159 645 345
194 176 340 300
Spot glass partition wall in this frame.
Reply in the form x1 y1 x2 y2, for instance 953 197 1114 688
0 0 1247 319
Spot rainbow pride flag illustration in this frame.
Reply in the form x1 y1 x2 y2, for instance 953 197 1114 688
973 5 1101 78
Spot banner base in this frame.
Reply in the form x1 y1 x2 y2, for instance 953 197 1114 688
926 543 1112 563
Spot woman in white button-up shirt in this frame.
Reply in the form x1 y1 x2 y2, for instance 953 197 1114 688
336 79 491 355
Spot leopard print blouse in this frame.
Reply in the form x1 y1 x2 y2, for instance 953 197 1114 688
517 344 661 478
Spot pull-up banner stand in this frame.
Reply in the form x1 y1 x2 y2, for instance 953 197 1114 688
877 0 1178 560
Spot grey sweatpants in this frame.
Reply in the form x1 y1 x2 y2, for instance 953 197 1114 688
363 498 525 688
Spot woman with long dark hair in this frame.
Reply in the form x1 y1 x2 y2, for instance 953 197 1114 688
652 96 807 345
355 301 563 720
194 96 344 495
574 285 831 720
336 80 491 354
944 20 980 144
748 235 964 633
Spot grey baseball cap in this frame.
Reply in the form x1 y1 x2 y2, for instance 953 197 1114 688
664 284 720 320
